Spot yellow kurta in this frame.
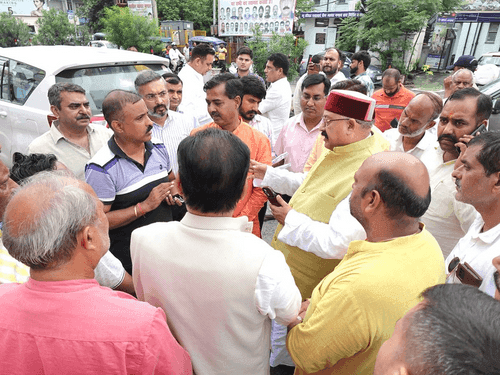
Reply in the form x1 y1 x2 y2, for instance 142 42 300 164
287 225 446 375
271 131 389 299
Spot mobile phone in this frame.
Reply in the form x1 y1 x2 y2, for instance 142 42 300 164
456 124 488 154
172 194 185 204
456 262 483 288
262 187 281 206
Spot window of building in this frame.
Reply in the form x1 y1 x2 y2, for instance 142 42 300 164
315 33 326 44
486 23 499 43
315 18 329 27
314 0 321 5
66 0 73 10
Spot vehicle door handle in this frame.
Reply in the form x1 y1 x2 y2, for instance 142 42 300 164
0 111 7 118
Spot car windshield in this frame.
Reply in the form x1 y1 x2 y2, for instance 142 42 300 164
56 63 169 113
478 56 500 66
480 78 500 96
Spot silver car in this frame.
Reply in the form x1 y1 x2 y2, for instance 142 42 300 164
0 46 171 167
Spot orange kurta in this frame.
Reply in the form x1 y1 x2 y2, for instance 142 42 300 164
191 120 272 237
372 85 415 132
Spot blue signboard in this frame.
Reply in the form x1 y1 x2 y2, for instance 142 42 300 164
300 11 361 18
455 12 500 22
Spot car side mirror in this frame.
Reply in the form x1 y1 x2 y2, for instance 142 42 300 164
494 99 500 114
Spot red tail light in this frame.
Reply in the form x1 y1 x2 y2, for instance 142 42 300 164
47 114 57 127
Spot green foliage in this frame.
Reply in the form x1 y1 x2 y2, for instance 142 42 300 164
336 17 360 52
34 8 75 45
337 0 462 69
76 0 115 33
295 0 314 24
102 6 163 53
247 25 308 82
0 12 31 47
156 0 213 31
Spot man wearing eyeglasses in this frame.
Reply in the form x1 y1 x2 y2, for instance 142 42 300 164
275 74 330 173
444 132 500 298
135 70 197 176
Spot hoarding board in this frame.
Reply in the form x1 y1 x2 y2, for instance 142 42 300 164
218 0 295 36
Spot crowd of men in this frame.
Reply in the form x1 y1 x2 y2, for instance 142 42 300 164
0 43 499 374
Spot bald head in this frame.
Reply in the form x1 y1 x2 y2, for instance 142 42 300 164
356 152 431 220
451 69 474 94
2 173 100 269
398 92 442 138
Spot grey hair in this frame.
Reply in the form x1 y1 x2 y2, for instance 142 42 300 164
452 68 474 84
134 70 165 92
48 83 86 109
356 119 374 129
2 172 98 269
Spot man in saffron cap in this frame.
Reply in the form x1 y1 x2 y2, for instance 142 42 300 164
251 89 389 371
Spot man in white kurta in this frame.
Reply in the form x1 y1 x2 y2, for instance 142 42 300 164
131 127 300 375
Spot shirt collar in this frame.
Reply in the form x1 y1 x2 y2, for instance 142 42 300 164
108 136 153 163
469 214 500 244
49 120 94 143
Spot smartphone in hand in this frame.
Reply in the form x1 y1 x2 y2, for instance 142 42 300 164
262 187 281 206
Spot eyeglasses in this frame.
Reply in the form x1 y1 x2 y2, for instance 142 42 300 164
301 94 325 103
144 91 167 101
323 117 349 127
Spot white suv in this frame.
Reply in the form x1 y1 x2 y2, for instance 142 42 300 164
0 46 171 167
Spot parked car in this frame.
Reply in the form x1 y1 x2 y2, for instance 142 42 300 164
298 50 383 87
0 46 171 167
475 52 500 86
479 77 500 132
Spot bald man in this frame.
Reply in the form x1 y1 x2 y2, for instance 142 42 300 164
0 173 192 373
445 69 475 99
286 152 446 375
383 91 442 159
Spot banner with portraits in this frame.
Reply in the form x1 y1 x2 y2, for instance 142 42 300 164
218 0 295 36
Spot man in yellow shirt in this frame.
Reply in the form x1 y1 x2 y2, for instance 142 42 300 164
286 152 446 375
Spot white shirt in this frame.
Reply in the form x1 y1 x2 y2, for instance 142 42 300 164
151 110 198 175
259 77 292 145
278 194 365 259
178 64 212 126
445 212 500 297
420 142 477 258
330 70 346 86
383 128 437 160
169 48 183 62
255 163 306 196
248 114 275 153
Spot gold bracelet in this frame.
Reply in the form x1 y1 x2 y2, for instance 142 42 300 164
134 205 138 217
137 202 146 217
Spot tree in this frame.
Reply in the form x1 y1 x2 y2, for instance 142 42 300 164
247 25 308 82
0 12 30 47
336 0 462 71
295 0 314 24
102 6 163 53
156 0 213 31
34 8 75 45
76 0 115 33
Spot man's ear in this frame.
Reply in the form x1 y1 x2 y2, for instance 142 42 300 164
51 105 60 118
111 119 123 134
176 177 183 195
79 226 95 251
347 118 357 132
365 190 382 214
425 120 436 131
234 95 242 108
491 171 500 193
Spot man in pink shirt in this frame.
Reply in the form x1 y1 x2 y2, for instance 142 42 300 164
275 74 330 173
0 172 192 375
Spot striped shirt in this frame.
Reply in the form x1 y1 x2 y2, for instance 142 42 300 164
85 137 173 272
151 110 198 175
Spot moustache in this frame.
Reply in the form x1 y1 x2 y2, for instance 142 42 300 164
210 112 220 118
146 125 153 134
154 104 167 113
321 130 328 140
76 115 90 120
438 134 459 144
